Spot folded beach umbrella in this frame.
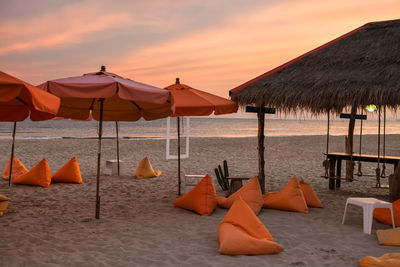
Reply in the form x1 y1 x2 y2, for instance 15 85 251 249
164 78 238 195
0 70 60 185
38 66 174 219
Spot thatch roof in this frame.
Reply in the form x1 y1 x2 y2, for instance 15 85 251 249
230 19 400 114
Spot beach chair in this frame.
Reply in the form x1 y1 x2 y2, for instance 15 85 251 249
215 160 250 196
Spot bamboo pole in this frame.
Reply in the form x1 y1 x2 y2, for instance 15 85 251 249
257 103 265 194
326 110 330 155
8 122 17 186
357 109 363 176
95 99 104 219
376 105 381 187
381 106 386 178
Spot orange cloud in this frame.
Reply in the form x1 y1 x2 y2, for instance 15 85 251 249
111 0 400 97
1 0 399 98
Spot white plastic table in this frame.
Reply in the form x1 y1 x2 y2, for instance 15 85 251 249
342 197 395 234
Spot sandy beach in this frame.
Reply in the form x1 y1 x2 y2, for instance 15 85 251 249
0 134 399 266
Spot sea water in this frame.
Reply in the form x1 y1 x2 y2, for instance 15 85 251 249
0 111 399 140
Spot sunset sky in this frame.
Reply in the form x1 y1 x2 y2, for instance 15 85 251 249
0 0 399 98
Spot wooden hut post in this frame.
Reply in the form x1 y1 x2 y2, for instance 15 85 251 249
345 105 357 181
257 103 266 193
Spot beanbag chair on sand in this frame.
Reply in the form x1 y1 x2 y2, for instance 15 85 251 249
51 157 82 184
373 199 400 227
217 176 264 215
218 198 284 255
0 194 9 216
12 158 51 188
173 174 217 216
299 179 323 208
263 176 308 213
376 228 400 246
136 157 163 179
358 253 400 267
2 156 28 180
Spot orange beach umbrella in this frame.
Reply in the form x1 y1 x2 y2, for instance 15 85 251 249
165 78 238 194
0 70 60 185
38 67 174 219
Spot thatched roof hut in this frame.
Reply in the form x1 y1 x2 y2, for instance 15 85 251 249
230 19 400 114
229 19 400 192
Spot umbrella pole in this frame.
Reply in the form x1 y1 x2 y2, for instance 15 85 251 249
95 99 104 219
116 121 120 176
8 122 17 186
177 117 181 195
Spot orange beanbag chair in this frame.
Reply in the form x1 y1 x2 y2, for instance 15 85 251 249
12 158 51 188
299 179 323 208
51 157 82 183
219 198 284 255
0 194 9 216
358 253 400 267
376 228 400 246
373 199 400 227
263 176 308 213
217 176 264 215
2 156 28 180
173 174 217 216
136 157 163 179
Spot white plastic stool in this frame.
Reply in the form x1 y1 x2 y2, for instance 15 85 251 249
105 160 126 176
342 197 395 234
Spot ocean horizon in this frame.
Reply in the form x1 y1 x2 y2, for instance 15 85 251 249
0 111 399 140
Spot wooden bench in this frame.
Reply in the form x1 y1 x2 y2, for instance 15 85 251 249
325 152 400 189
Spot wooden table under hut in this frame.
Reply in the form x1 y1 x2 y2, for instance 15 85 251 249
322 105 400 202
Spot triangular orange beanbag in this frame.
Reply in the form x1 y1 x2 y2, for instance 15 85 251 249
219 198 284 255
374 199 400 227
136 157 163 179
263 176 309 213
173 174 217 216
2 156 28 180
51 157 82 183
217 176 264 215
12 158 51 188
0 194 9 216
376 228 400 246
358 253 400 267
299 179 323 208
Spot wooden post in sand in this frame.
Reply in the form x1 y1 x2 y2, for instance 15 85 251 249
345 105 357 181
257 102 266 194
246 105 275 194
390 163 400 202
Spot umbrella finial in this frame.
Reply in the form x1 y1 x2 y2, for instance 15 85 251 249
100 65 106 72
176 77 180 84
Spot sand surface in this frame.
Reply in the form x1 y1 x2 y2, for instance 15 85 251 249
1 134 399 266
